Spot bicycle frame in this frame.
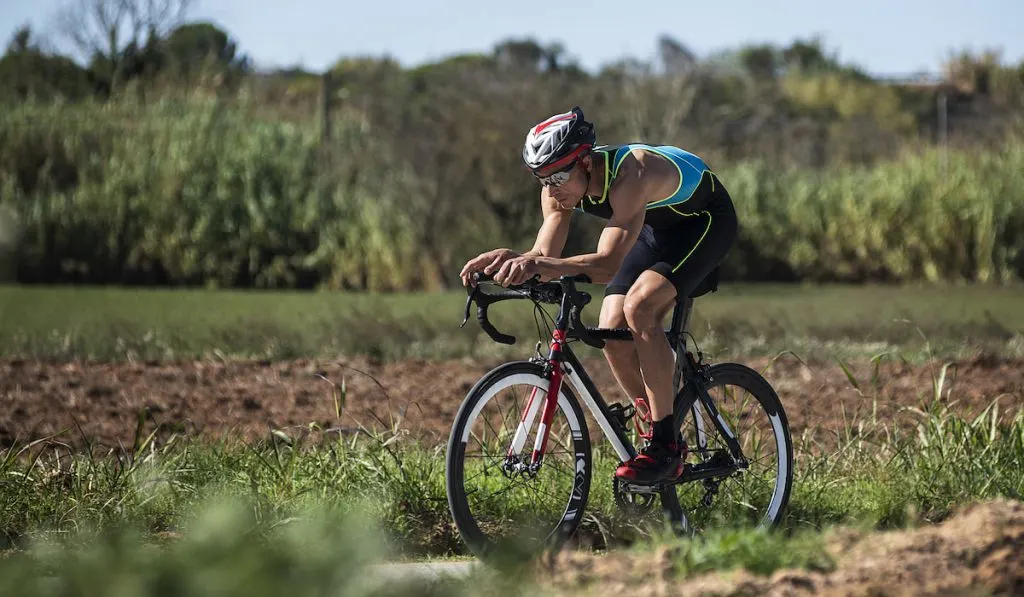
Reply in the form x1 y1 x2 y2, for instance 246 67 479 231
506 289 746 474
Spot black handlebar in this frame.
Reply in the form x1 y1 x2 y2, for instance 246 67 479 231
461 272 610 349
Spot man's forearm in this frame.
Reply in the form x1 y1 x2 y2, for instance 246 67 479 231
532 254 617 283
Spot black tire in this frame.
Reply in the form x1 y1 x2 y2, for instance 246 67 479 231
661 362 793 531
446 361 592 557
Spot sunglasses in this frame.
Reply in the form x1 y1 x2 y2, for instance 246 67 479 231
532 161 576 187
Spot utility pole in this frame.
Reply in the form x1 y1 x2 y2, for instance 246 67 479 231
937 89 948 175
321 70 332 145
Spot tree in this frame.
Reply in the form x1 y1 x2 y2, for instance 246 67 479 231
781 37 832 73
161 22 248 78
493 38 570 73
54 0 193 91
781 37 869 80
739 44 779 81
7 26 32 55
0 24 92 100
657 35 696 75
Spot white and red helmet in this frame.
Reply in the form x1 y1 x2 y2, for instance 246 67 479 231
522 106 596 173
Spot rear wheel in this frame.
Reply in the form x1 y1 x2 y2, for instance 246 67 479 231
662 363 793 531
446 361 592 556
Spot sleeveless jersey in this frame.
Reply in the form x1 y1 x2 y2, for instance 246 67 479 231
577 143 718 229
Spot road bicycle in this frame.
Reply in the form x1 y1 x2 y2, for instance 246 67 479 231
445 270 792 556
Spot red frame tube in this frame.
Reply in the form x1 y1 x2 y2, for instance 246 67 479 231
530 329 566 465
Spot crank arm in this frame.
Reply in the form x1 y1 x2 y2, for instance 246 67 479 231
674 462 738 484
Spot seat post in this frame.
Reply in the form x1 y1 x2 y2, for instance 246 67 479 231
670 296 694 397
670 297 695 341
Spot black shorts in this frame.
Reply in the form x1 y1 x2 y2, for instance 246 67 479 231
606 180 738 298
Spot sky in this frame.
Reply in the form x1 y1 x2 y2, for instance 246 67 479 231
3 0 1023 76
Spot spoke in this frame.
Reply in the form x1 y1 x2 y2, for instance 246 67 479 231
541 456 574 477
469 473 570 525
746 452 779 469
497 388 517 441
479 409 505 452
462 462 498 485
676 380 787 527
469 477 532 509
736 392 761 441
522 474 572 505
462 458 503 485
506 387 524 439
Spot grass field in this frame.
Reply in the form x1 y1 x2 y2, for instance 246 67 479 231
1 394 1022 594
2 283 1023 361
3 283 1024 594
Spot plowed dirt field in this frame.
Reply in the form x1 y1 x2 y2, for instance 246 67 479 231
1 355 1021 447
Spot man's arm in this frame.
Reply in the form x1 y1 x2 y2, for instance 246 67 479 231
523 186 573 258
494 156 649 285
460 188 572 285
532 209 644 283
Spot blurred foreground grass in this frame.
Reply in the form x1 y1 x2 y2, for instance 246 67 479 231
1 283 1022 362
0 494 837 597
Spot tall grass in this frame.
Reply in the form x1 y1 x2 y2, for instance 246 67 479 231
2 385 1022 556
0 427 459 556
2 99 1024 289
0 100 432 290
728 144 1024 283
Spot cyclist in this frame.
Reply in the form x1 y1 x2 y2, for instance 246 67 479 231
459 106 738 486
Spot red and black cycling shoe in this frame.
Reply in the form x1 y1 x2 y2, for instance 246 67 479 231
614 440 687 486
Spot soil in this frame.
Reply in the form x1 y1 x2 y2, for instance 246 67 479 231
543 499 1024 596
0 354 1022 449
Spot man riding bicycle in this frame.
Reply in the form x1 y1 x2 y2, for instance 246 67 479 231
459 106 738 485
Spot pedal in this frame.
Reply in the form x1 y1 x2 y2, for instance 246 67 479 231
617 481 660 495
608 402 635 430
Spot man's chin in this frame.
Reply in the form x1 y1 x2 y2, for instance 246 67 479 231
554 196 582 210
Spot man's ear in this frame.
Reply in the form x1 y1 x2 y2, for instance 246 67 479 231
580 154 593 171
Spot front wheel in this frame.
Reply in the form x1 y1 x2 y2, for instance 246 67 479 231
446 361 592 557
663 362 793 531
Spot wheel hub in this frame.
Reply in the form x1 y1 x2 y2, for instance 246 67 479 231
502 455 540 479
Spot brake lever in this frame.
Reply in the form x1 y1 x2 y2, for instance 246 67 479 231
461 285 479 328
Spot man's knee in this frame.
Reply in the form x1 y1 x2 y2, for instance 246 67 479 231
599 294 628 328
623 292 661 331
598 297 634 360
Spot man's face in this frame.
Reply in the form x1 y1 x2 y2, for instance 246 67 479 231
536 156 590 207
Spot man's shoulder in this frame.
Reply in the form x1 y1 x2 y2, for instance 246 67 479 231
593 143 626 154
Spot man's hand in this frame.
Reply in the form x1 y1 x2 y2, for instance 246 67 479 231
493 255 543 287
459 248 520 287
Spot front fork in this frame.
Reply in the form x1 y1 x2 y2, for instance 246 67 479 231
504 329 566 476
